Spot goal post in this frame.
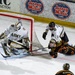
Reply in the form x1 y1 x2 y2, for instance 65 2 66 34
0 12 44 52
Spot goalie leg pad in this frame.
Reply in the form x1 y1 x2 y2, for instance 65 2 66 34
1 42 10 56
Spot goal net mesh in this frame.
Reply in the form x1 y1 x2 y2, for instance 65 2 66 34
0 12 44 52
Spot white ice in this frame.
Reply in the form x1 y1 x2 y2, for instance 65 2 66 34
0 19 75 75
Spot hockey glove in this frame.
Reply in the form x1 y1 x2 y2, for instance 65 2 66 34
42 32 47 40
49 51 58 58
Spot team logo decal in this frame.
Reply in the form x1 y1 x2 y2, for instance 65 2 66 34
26 0 44 14
52 3 71 19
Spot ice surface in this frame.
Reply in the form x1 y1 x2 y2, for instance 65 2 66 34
0 20 75 75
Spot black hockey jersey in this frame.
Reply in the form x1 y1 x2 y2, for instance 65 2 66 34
55 70 74 75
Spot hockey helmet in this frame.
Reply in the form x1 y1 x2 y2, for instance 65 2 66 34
63 63 70 70
49 22 55 27
50 39 56 43
49 39 56 48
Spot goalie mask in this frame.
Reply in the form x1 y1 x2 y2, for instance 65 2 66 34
16 24 21 30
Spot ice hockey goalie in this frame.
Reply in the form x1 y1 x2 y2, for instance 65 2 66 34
0 20 30 56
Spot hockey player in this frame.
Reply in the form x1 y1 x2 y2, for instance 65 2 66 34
55 63 74 75
7 26 30 55
49 39 75 58
42 22 69 46
1 20 30 56
0 20 21 56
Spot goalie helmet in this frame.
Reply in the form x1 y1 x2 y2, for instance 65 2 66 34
63 63 70 70
49 39 56 48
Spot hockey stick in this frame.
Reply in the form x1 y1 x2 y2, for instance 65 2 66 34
11 40 48 51
9 40 29 51
11 40 49 51
32 47 48 52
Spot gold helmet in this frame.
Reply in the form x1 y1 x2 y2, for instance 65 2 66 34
63 63 70 70
50 39 56 43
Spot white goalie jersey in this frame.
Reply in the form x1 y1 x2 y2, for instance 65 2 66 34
6 25 29 49
7 26 28 41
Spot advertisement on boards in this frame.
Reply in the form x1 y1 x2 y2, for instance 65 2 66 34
52 2 71 19
25 0 44 14
0 0 20 12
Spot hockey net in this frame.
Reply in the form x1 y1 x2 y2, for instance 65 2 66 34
0 12 44 52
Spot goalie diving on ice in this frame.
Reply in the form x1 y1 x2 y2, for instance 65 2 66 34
0 19 30 56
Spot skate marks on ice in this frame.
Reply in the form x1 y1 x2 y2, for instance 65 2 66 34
0 60 35 75
0 61 25 74
31 47 75 63
53 53 75 64
32 51 75 62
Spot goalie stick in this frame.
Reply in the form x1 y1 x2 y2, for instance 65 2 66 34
11 40 48 51
32 47 48 52
9 40 29 50
11 40 49 50
0 46 48 58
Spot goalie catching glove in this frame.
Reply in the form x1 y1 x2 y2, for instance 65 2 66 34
42 32 47 40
